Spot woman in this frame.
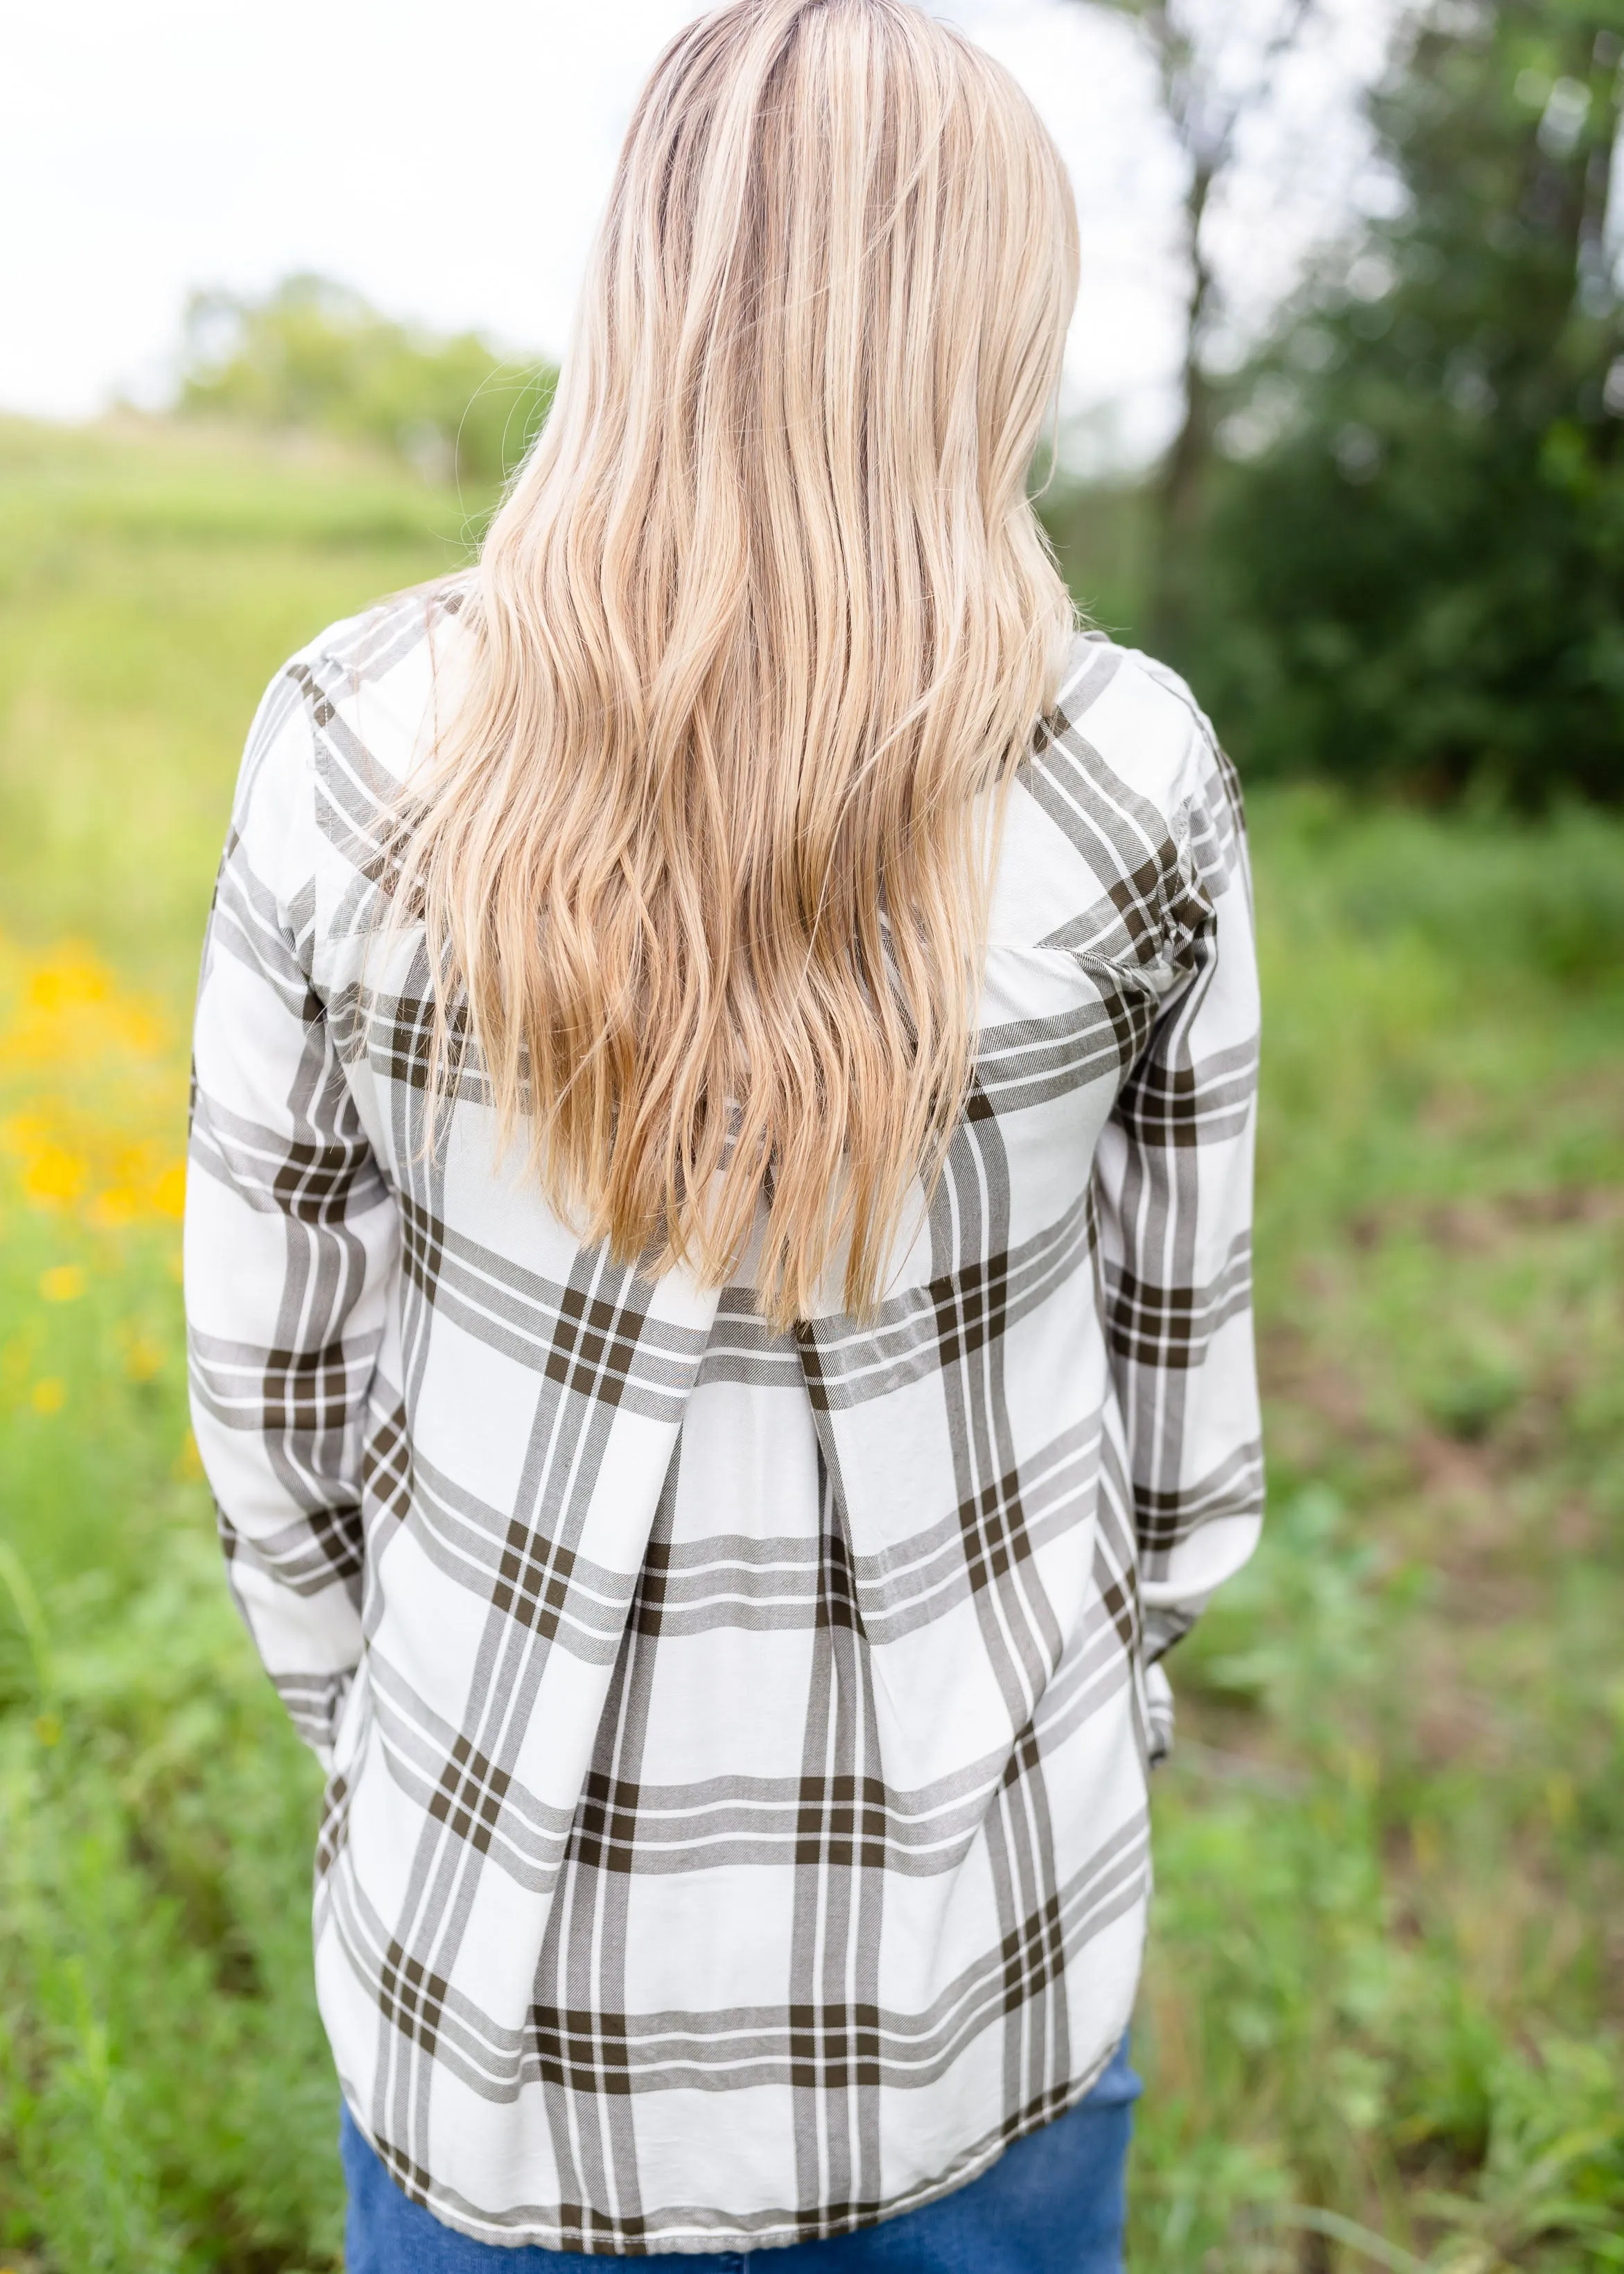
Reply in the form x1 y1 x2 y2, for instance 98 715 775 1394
185 1 1263 2264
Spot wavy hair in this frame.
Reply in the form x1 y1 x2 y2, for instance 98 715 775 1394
392 0 1079 1326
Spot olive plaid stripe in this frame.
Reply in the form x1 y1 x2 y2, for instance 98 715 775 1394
186 589 1262 2253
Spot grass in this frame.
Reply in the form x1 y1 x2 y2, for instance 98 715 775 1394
1137 795 1624 2269
0 415 1621 2271
0 415 486 998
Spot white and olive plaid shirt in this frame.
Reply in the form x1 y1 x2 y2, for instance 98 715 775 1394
186 584 1262 2255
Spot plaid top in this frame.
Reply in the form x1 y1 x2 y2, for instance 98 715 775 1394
186 584 1262 2255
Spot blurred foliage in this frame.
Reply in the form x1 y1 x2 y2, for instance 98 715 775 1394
0 419 434 2269
1040 478 1156 650
0 417 1621 2266
0 930 338 2268
0 415 473 1002
177 272 556 492
1188 0 1624 802
1043 0 1624 805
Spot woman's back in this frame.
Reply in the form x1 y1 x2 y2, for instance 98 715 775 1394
186 582 1260 2250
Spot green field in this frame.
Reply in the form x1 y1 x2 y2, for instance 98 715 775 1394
1 413 1621 2272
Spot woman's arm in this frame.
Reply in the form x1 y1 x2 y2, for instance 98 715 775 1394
184 667 399 1767
1092 726 1264 1760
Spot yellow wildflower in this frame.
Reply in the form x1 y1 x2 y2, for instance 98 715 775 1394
0 942 166 1069
86 1188 141 1230
30 1378 67 1416
0 934 188 1233
39 1263 86 1303
25 1145 87 1206
152 1159 187 1217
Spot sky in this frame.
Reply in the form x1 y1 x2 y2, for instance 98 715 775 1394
0 0 1399 471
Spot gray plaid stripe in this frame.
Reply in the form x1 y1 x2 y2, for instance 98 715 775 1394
796 1183 1096 1411
563 1414 1100 1651
330 1807 1148 2112
1103 1231 1254 1370
533 1457 679 2246
975 997 1150 1111
786 1448 887 2224
397 1196 708 1421
1136 1439 1270 1563
694 1290 805 1387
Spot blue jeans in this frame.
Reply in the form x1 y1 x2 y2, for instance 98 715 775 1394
341 2037 1140 2271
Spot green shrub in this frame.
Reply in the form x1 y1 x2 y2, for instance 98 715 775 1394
177 273 556 493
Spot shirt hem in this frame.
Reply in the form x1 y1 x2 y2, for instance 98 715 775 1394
340 2033 1126 2257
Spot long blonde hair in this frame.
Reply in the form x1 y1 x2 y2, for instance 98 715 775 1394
394 0 1079 1326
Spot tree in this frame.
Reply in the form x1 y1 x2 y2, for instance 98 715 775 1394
1066 0 1329 650
177 275 557 492
1198 0 1624 802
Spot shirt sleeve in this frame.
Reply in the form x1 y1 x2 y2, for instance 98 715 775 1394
1091 721 1264 1762
184 664 399 1767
